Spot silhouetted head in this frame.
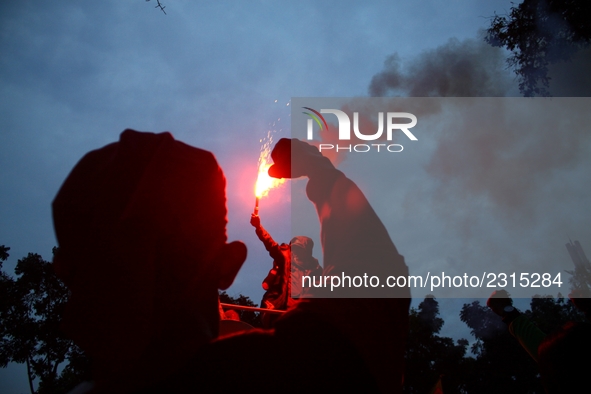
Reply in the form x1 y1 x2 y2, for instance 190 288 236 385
52 129 246 392
290 236 319 269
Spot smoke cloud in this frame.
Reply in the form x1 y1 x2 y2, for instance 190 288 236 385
369 35 513 98
367 34 591 225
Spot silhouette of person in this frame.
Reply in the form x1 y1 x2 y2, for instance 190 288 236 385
53 130 247 393
53 132 410 393
538 320 591 393
262 138 411 392
250 214 322 327
488 289 591 393
487 290 546 361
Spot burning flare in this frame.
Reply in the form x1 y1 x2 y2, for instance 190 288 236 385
254 131 285 214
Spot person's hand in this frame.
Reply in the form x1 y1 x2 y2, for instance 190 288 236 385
268 138 334 179
487 289 513 317
250 214 261 228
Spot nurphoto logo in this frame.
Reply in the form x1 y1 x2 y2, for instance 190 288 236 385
302 107 418 153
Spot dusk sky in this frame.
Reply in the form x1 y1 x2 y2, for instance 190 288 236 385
1 1 590 392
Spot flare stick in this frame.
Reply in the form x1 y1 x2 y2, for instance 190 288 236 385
253 197 260 215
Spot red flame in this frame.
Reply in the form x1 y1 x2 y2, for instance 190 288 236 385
254 131 285 199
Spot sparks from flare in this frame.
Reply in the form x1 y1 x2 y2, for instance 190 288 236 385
254 130 285 214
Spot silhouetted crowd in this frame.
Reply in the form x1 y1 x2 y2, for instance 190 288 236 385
53 130 589 394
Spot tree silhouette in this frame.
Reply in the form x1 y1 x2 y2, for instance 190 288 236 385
460 299 542 393
219 290 262 328
404 296 468 393
0 247 90 394
486 0 591 96
146 0 166 15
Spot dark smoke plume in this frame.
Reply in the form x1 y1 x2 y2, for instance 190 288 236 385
367 34 591 228
369 36 513 97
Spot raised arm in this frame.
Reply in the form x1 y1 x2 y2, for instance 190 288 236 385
268 138 410 393
250 214 284 262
